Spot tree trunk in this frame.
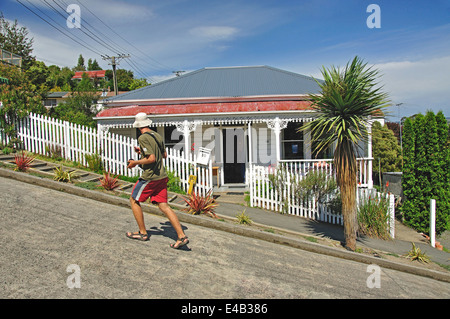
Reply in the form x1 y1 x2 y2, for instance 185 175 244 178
335 140 358 251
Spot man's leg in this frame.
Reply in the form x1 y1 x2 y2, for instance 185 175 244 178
128 196 148 237
158 202 187 241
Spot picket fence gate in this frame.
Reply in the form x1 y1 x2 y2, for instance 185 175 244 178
1 112 213 196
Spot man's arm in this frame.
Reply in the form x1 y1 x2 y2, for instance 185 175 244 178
127 154 156 169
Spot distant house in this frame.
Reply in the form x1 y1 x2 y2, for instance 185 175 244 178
72 70 106 80
72 70 107 88
43 88 127 111
43 91 69 109
95 65 379 186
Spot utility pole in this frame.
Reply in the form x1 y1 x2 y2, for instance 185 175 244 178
102 54 130 95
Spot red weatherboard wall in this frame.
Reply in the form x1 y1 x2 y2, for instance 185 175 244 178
96 100 313 117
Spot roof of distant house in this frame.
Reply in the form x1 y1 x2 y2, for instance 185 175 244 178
72 70 106 79
105 65 322 102
45 91 69 98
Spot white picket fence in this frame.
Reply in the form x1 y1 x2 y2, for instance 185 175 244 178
165 147 213 197
249 161 395 237
1 112 213 196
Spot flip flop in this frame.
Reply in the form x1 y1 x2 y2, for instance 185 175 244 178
170 236 189 249
126 231 149 241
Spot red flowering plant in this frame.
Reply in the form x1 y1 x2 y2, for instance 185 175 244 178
183 190 218 218
98 172 120 191
14 151 35 172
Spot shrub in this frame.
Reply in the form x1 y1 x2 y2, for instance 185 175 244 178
14 151 35 172
2 146 14 155
183 190 218 218
85 153 103 173
270 166 339 214
45 144 63 160
167 170 185 194
402 111 450 235
53 165 78 182
236 209 252 225
406 242 430 263
357 194 390 240
98 172 120 191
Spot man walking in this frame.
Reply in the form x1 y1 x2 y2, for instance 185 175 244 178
126 112 189 249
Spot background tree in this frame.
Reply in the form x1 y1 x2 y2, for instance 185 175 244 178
106 68 133 91
25 59 50 98
401 117 417 224
402 111 449 235
0 13 35 70
73 54 86 71
129 77 149 91
0 63 46 140
301 56 390 251
87 58 101 71
385 121 401 143
49 72 98 128
372 121 402 185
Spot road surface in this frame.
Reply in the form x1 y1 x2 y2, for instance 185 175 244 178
1 176 449 299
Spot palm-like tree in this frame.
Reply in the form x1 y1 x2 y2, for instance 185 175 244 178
301 56 390 251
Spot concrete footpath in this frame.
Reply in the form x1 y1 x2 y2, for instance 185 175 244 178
0 164 449 284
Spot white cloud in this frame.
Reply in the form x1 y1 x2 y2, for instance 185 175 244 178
78 0 153 21
376 56 450 118
189 26 239 41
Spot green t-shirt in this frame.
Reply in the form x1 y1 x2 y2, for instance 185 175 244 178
138 131 167 181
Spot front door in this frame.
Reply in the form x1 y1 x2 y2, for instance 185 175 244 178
222 128 246 184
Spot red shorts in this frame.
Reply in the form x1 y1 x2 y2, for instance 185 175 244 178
131 177 168 204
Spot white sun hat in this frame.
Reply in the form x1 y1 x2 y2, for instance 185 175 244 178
132 112 153 128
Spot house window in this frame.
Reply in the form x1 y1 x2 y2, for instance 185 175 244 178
44 99 57 108
164 125 182 149
311 139 333 159
282 122 304 160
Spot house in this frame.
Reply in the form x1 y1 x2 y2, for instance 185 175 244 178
43 91 69 109
72 70 107 88
72 70 107 80
0 49 22 68
94 65 377 188
43 89 127 111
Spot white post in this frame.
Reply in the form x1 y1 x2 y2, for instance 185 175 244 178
367 120 374 189
430 199 436 248
176 120 199 160
265 117 288 164
389 193 395 239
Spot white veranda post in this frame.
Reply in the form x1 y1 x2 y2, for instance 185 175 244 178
176 120 200 160
265 117 288 163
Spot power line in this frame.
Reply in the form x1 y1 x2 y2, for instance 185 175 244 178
75 0 175 73
41 0 123 55
17 0 173 83
55 0 157 81
16 0 104 56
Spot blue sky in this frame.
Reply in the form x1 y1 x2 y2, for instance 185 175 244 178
2 0 450 120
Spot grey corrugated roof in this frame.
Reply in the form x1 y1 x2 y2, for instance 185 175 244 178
106 65 322 102
46 91 69 98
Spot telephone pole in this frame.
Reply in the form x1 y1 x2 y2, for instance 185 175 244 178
102 54 130 95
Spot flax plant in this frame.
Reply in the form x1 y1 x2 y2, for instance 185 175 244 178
300 56 390 251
